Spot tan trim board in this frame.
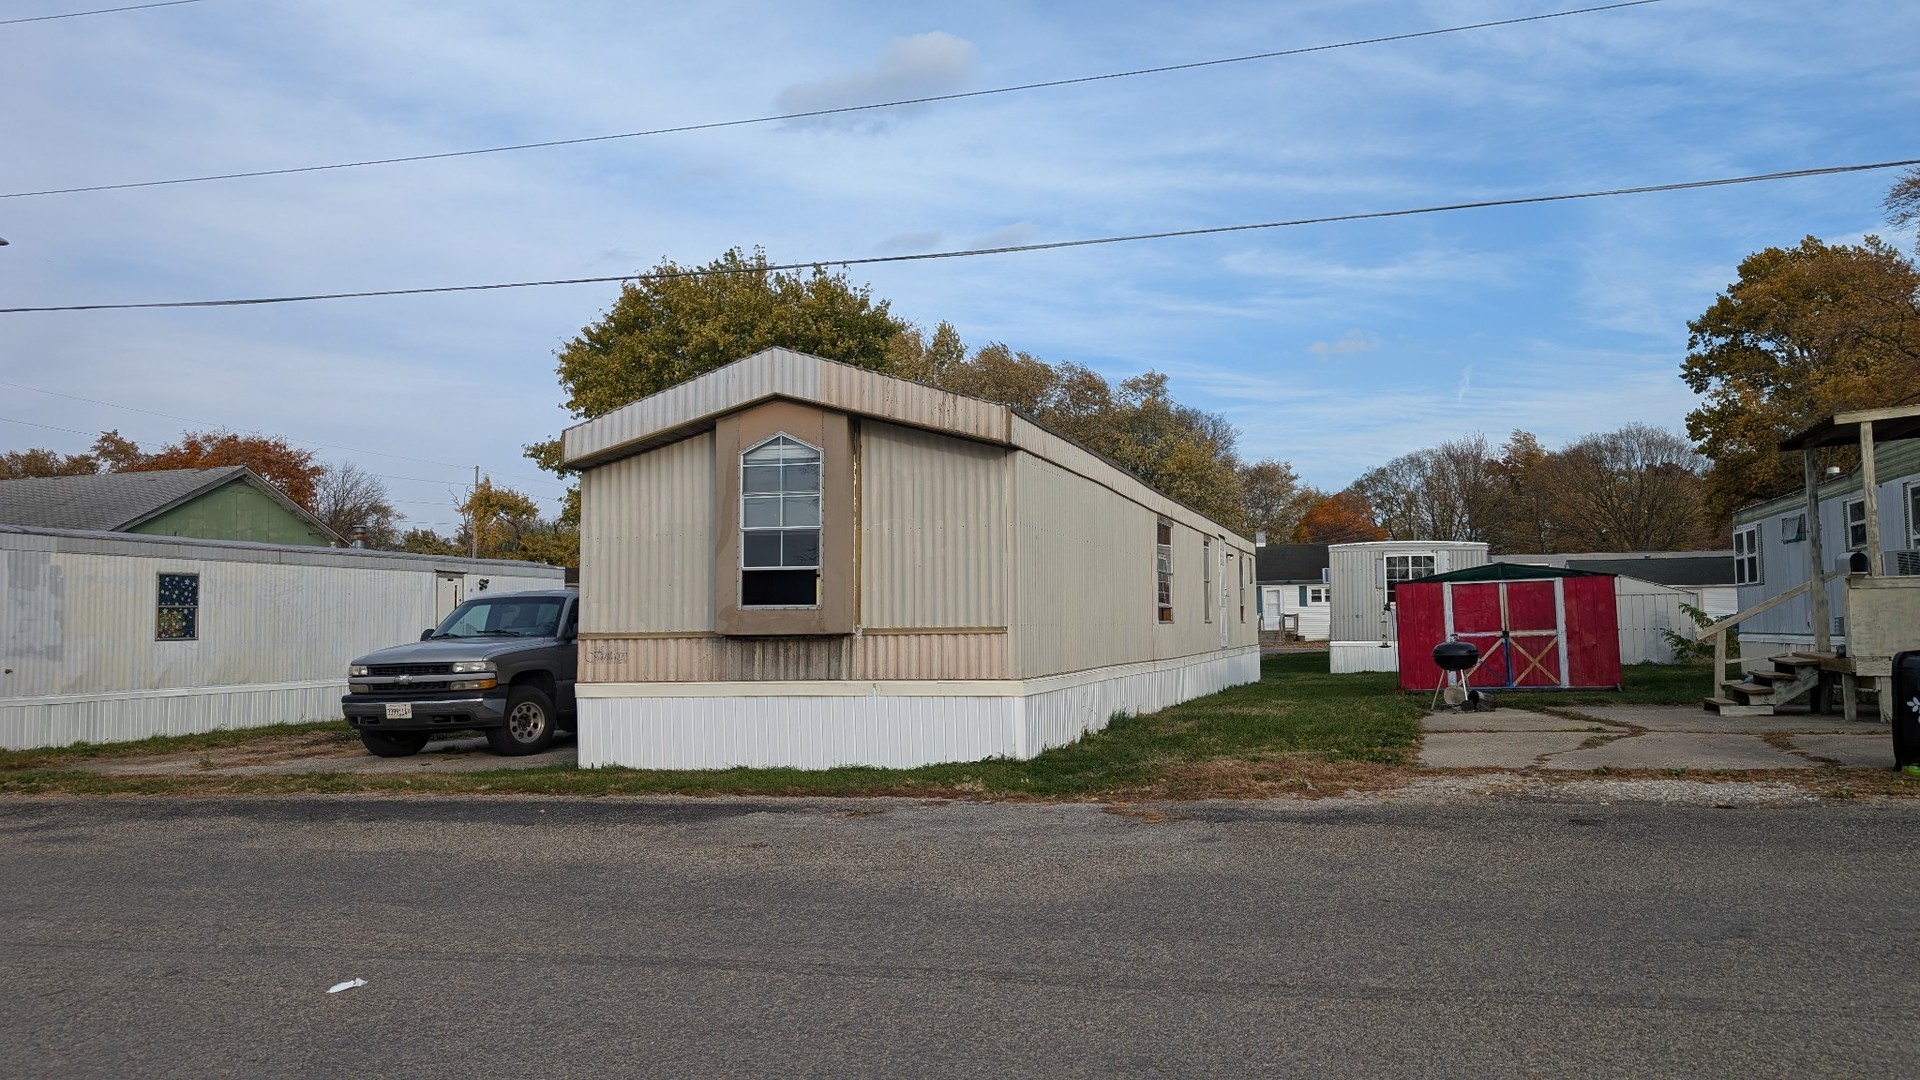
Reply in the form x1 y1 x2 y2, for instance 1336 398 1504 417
861 626 1007 636
578 631 719 640
579 645 1258 699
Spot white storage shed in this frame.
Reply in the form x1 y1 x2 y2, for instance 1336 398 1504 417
1 525 564 749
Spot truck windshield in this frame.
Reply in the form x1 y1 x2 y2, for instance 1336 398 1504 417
431 597 565 639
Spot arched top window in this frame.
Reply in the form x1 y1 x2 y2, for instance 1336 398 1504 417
740 435 822 607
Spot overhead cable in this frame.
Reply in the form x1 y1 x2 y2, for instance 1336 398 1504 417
5 156 1913 315
1 0 1667 199
1 0 209 27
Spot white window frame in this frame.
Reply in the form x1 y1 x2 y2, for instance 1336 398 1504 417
1908 482 1920 548
1734 524 1762 585
1202 538 1213 624
739 433 823 609
1383 553 1435 605
1843 497 1867 551
1307 585 1330 604
1155 520 1174 623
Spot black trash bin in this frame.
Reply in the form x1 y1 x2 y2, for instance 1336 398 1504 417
1893 651 1920 769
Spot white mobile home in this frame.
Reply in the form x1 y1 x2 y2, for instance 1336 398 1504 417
1255 543 1330 639
561 348 1261 770
1728 438 1920 654
0 525 563 749
1327 540 1489 673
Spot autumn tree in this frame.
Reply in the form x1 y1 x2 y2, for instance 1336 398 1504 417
1477 431 1558 554
1536 424 1712 552
1681 235 1920 517
1291 492 1386 544
1348 435 1495 542
116 430 327 511
313 461 401 548
1 446 101 479
1887 165 1920 247
1239 460 1317 543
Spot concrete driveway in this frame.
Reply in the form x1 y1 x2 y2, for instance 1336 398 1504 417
1420 705 1895 771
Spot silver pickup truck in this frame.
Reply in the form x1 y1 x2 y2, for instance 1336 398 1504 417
341 588 578 758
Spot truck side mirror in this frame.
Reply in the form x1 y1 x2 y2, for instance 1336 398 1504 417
420 628 434 641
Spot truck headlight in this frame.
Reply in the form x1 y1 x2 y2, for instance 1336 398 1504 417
449 661 495 674
349 665 369 677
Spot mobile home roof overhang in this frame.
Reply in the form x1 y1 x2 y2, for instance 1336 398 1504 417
1779 403 1920 451
561 348 1254 546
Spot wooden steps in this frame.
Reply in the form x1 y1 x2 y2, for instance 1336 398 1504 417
1702 654 1828 715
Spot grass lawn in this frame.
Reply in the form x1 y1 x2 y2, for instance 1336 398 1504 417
0 654 1426 800
1494 662 1711 710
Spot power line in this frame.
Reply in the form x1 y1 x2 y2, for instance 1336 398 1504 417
0 0 209 27
0 377 566 487
6 156 1913 315
1 0 1667 200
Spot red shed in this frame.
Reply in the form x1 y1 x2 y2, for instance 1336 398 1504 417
1395 563 1622 692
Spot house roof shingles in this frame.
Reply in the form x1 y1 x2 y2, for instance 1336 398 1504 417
1255 543 1329 583
0 467 307 533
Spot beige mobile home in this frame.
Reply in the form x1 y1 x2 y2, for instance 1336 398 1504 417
561 348 1261 769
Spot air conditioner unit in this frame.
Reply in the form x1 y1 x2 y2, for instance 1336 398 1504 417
1891 550 1920 576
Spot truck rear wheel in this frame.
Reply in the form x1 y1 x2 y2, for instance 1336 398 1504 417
360 729 431 757
488 685 557 756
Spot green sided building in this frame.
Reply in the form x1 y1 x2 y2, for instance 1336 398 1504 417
0 467 340 546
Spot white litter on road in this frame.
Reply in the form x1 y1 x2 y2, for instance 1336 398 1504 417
327 978 368 994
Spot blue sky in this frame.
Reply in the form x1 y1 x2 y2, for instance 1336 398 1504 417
2 0 1915 531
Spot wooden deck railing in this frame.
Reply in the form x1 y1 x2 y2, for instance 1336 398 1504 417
1698 579 1814 688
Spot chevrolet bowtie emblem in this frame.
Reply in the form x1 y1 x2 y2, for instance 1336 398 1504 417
396 675 412 684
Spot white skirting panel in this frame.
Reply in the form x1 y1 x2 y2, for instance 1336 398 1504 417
579 647 1261 770
1 679 346 750
1330 641 1399 673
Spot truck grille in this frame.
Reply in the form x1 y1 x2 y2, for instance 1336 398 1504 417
368 663 454 676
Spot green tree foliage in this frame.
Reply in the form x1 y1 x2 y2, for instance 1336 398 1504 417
525 247 908 475
443 477 579 567
1238 460 1318 543
896 331 1252 528
1681 235 1920 516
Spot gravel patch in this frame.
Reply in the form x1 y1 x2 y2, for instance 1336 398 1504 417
1375 773 1822 808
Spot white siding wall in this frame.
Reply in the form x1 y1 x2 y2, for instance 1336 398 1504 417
0 531 560 748
1613 576 1692 665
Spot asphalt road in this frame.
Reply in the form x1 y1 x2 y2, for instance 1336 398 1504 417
3 794 1917 1079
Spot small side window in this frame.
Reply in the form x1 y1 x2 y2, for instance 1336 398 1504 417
157 573 199 640
1155 520 1174 623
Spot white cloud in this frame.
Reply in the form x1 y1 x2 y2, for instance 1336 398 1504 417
774 32 977 130
1309 330 1381 358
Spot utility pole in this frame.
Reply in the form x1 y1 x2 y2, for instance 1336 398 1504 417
471 465 480 559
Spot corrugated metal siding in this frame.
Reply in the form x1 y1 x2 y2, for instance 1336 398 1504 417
0 535 558 748
1012 453 1154 677
1614 576 1690 664
579 432 714 634
1008 418 1253 546
580 694 1016 769
579 632 1008 682
1327 541 1489 642
563 348 1010 468
577 647 1261 769
859 420 1008 630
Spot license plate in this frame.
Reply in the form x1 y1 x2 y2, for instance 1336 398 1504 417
384 703 413 720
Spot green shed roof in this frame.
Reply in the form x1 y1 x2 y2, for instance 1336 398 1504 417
1412 561 1609 584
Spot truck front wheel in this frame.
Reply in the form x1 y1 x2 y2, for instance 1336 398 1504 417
488 684 557 756
360 729 431 757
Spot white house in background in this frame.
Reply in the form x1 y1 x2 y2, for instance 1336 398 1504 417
1505 550 1738 619
1254 543 1330 638
1327 540 1489 673
0 525 563 750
